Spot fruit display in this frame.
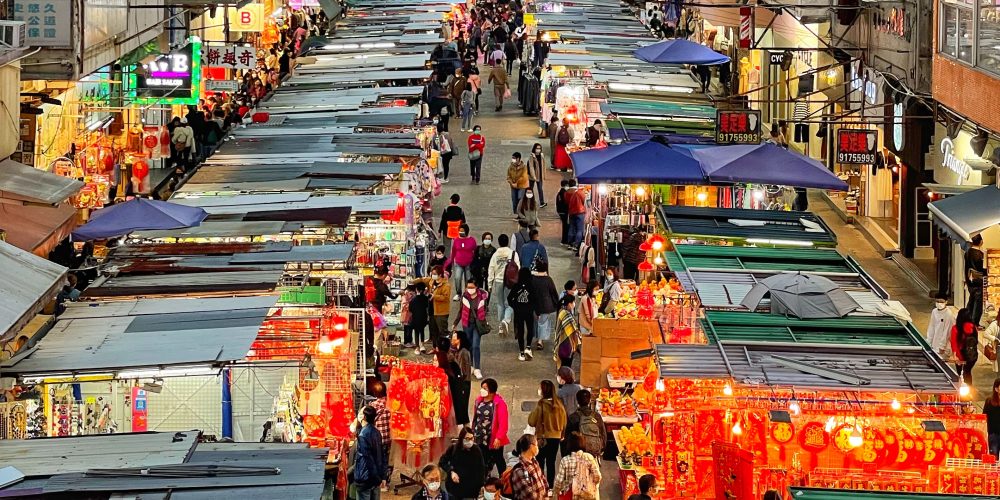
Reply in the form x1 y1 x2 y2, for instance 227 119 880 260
618 423 654 457
608 361 650 380
597 388 638 419
596 278 686 319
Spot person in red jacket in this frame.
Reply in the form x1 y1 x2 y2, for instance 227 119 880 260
468 125 486 184
446 224 478 301
951 307 979 385
566 180 587 251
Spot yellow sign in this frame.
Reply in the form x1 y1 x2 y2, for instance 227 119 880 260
232 3 264 32
524 13 535 25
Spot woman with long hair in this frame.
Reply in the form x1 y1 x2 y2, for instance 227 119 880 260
551 432 602 500
507 267 537 361
984 378 1000 456
516 188 539 230
447 331 474 426
600 268 622 317
527 379 567 490
457 277 489 380
579 280 599 335
951 308 979 385
439 426 486 498
527 143 547 208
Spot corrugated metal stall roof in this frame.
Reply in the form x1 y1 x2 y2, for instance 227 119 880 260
654 343 957 392
188 162 402 183
0 429 199 476
668 244 853 272
0 158 83 204
0 240 66 340
130 221 298 239
701 311 926 347
170 194 398 215
657 206 838 246
2 296 278 376
84 270 285 298
787 488 977 500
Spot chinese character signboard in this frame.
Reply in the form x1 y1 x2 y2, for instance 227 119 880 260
131 387 148 432
12 0 72 47
129 37 203 105
205 44 257 70
206 80 239 93
715 110 761 144
836 128 878 164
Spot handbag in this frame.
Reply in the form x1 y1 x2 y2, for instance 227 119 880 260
986 341 997 362
469 148 482 160
503 86 512 100
476 316 492 335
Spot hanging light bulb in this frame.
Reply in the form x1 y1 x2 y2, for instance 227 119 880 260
731 421 743 435
848 426 864 448
653 256 664 266
788 399 801 415
907 406 916 414
752 189 765 201
598 184 608 195
635 186 647 197
696 191 708 202
651 240 664 251
891 398 901 411
723 383 733 396
825 416 836 433
655 378 666 392
959 382 971 398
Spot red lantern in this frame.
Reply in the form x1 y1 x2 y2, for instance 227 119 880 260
239 106 250 116
638 261 654 272
252 112 270 123
143 135 158 149
132 160 149 179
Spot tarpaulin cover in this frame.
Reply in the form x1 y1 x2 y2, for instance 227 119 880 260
571 137 706 185
740 272 861 319
72 198 208 241
633 38 731 65
693 143 849 190
928 184 1000 243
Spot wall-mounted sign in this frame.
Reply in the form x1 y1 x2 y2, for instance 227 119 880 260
836 128 878 164
232 3 264 32
848 61 880 113
939 137 973 183
205 44 257 70
768 52 785 65
206 79 239 93
891 100 905 152
129 37 203 105
131 387 148 432
716 110 762 144
12 0 72 47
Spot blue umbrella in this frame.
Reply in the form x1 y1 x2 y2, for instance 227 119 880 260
71 197 208 241
633 38 731 65
571 136 707 185
693 143 848 190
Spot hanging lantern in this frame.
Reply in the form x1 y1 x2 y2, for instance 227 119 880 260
143 134 158 149
639 241 652 252
638 261 654 272
132 160 149 180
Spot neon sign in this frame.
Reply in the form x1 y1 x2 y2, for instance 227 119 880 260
128 36 202 105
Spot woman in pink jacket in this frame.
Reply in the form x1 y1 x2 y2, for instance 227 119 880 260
472 377 511 478
445 224 478 301
457 277 489 378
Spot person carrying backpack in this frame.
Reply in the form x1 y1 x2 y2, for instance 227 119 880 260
507 267 536 361
502 434 547 500
551 432 602 500
488 234 519 335
564 389 607 461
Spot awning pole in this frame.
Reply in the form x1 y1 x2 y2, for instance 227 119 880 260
221 367 233 439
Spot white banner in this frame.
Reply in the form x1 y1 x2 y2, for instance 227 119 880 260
12 0 73 47
204 44 258 70
206 80 239 93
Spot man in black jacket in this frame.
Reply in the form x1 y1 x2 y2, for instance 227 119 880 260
555 180 570 245
352 406 387 500
531 260 560 350
439 193 466 257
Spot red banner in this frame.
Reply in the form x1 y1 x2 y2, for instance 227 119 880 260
712 441 754 500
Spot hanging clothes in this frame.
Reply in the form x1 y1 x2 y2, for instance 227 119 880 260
739 57 751 94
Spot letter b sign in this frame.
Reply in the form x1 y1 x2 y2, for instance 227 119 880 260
233 4 263 32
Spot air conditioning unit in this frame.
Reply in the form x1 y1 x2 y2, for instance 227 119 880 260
0 21 27 50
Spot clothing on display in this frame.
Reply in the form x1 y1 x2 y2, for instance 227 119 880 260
738 57 751 94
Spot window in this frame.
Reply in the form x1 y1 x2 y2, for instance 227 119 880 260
939 0 974 63
979 5 1000 73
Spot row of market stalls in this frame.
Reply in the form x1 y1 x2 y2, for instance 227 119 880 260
530 6 986 496
0 2 460 497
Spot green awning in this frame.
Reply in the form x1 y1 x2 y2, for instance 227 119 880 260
701 311 926 347
669 244 854 273
788 488 984 500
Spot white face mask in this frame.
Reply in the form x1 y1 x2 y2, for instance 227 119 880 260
484 239 493 245
936 302 947 310
463 438 475 449
484 492 497 500
537 389 543 397
525 193 534 199
511 158 517 164
556 377 564 385
427 481 441 492
480 388 489 398
431 274 440 280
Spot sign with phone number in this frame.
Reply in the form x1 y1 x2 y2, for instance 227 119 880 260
715 110 761 145
836 128 878 164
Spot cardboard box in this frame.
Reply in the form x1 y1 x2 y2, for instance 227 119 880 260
581 336 602 363
593 318 661 340
580 361 603 388
601 337 653 360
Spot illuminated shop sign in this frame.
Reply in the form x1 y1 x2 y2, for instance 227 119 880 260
715 110 762 144
836 128 878 164
128 37 203 105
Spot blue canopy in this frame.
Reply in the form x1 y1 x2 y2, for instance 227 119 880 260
571 137 707 185
693 143 848 191
71 197 208 241
633 39 731 65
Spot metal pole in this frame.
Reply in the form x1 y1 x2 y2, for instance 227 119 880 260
221 367 233 439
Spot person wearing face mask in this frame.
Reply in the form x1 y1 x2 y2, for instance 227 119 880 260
516 188 539 231
353 406 388 500
412 464 451 500
626 474 658 500
416 266 452 351
927 294 955 357
578 280 599 336
507 152 529 214
468 126 486 184
457 278 490 379
526 143 547 208
600 268 622 317
478 477 509 500
473 232 497 292
508 434 547 500
447 331 474 426
446 224 478 302
439 427 486 499
430 245 448 270
527 380 567 489
553 295 582 369
584 119 604 147
472 378 511 477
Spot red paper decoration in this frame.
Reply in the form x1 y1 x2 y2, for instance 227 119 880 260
771 422 794 444
143 135 158 149
132 160 149 179
799 422 829 452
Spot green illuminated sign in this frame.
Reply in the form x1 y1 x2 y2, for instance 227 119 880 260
127 37 203 105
